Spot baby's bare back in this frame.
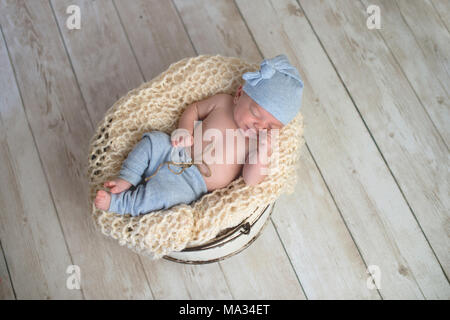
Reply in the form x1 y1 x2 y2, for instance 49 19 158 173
190 94 249 191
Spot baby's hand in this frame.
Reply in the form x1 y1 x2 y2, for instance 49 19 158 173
171 128 193 147
257 130 273 157
247 129 273 162
242 127 258 139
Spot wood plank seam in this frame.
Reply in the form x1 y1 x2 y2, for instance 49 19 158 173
232 0 315 298
52 0 231 299
235 0 384 298
169 0 197 65
237 0 449 297
111 0 147 82
47 0 94 131
171 0 306 298
0 22 85 299
172 1 305 295
357 0 450 283
270 214 310 299
429 0 450 34
216 262 236 300
295 0 448 287
49 0 157 299
297 0 448 296
233 0 376 298
0 240 16 299
109 0 219 300
171 0 304 295
2 0 155 298
302 143 384 299
386 0 448 149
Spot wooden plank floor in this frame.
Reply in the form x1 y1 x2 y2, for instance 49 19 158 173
0 0 448 299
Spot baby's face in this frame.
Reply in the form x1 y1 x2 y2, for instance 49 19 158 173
232 85 284 136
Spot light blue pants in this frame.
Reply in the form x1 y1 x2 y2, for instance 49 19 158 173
108 131 208 216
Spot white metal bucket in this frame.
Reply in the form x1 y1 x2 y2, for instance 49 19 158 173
163 202 274 264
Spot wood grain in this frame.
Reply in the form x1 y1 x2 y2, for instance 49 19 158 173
0 0 447 299
173 0 260 61
0 0 153 299
114 0 196 80
117 0 302 299
368 0 449 146
218 223 307 299
0 24 82 299
272 149 379 299
0 241 15 299
141 257 233 299
431 0 450 31
175 0 374 299
237 0 449 298
299 0 450 288
51 0 143 125
52 0 234 299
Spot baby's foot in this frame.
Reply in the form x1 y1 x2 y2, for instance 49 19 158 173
104 178 132 194
95 190 111 211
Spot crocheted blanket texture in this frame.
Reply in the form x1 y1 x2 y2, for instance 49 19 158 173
87 55 304 259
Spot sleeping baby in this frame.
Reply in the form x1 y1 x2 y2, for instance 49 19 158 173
94 54 304 216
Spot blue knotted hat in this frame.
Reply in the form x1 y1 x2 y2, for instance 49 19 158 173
242 54 304 125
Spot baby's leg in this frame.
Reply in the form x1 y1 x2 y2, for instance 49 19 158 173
104 131 207 216
108 160 208 216
108 181 158 216
105 133 155 191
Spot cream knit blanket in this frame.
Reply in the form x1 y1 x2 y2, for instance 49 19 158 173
87 55 304 259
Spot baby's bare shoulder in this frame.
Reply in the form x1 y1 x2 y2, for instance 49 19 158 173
211 93 233 102
209 93 233 108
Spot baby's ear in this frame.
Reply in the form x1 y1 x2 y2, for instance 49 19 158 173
235 85 243 96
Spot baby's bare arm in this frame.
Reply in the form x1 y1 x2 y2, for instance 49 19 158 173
242 156 269 186
242 132 272 186
177 94 227 134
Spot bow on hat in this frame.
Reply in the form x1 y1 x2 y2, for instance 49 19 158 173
242 54 301 86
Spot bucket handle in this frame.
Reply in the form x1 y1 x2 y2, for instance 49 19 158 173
240 222 251 235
